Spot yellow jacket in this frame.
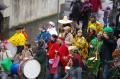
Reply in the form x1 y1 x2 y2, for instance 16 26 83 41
9 33 26 46
72 36 88 60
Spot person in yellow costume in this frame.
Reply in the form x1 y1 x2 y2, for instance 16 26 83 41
72 30 88 60
9 27 26 54
88 16 103 33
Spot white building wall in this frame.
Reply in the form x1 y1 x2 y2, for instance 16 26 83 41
2 0 65 28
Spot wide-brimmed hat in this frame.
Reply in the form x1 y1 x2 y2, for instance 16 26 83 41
58 16 72 24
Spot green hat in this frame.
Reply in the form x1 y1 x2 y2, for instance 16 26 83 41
103 27 113 33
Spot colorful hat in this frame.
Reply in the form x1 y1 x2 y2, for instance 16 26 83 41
103 27 113 33
58 16 72 24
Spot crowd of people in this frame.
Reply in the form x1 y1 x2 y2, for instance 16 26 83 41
0 0 120 79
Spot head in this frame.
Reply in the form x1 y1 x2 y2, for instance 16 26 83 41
89 28 96 35
15 27 22 33
77 30 82 37
97 32 103 40
48 21 55 28
103 27 113 37
55 50 59 57
89 16 96 23
24 43 31 50
51 34 58 42
39 26 46 32
20 26 25 32
64 26 71 34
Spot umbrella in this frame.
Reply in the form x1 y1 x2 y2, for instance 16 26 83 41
0 3 7 10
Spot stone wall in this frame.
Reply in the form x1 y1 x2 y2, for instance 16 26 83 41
2 0 65 28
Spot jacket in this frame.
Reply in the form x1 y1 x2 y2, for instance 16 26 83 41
100 37 117 63
36 31 51 43
65 33 73 46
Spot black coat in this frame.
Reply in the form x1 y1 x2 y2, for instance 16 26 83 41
0 12 3 34
35 48 47 65
35 48 47 79
100 37 117 64
116 13 120 29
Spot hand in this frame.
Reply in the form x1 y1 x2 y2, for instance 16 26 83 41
90 45 93 48
103 33 109 39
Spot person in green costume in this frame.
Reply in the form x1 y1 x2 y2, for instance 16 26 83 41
87 32 103 76
35 40 48 79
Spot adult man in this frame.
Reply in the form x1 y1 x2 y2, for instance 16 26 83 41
47 21 58 36
0 12 3 40
100 27 117 79
36 27 51 44
9 27 26 54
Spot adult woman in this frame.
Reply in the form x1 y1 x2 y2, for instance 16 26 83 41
64 26 73 46
72 30 88 60
63 57 82 79
47 21 58 36
35 40 47 79
0 12 3 40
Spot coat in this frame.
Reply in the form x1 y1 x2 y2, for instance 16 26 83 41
0 12 3 39
72 36 88 60
89 0 102 12
100 37 117 64
65 33 73 46
36 31 51 43
47 42 60 59
9 33 26 46
35 48 47 79
58 44 70 67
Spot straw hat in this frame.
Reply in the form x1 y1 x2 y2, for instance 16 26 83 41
58 16 72 24
68 46 77 51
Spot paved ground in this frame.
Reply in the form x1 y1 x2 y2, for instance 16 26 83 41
9 15 58 44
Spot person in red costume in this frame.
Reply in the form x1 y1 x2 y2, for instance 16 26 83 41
47 34 60 59
57 39 70 67
89 0 102 13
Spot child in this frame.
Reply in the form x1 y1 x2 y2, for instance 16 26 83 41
49 50 60 79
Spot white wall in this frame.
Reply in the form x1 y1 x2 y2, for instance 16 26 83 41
2 0 65 28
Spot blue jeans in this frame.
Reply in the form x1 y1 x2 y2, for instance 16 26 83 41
53 74 60 79
103 64 109 79
103 17 108 27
